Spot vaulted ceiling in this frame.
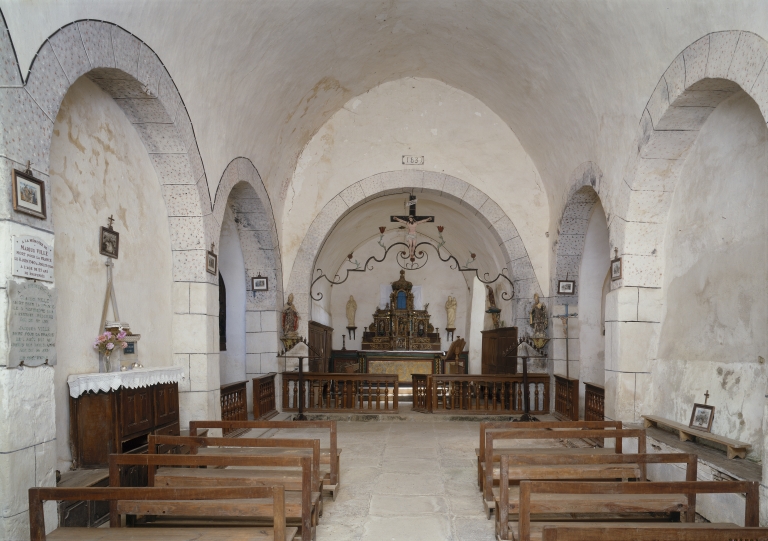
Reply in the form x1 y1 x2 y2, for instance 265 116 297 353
3 0 766 227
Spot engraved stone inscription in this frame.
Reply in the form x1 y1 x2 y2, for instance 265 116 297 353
12 235 54 282
8 280 57 367
402 155 424 165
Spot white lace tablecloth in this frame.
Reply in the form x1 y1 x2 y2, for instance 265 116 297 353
67 367 185 398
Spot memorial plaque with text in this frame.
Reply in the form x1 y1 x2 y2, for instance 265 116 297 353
8 280 57 367
12 235 54 282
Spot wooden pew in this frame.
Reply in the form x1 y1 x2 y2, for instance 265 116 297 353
189 419 341 499
496 453 698 540
29 486 296 541
148 435 322 495
109 452 314 541
541 525 768 540
483 427 645 516
509 480 760 541
476 421 623 489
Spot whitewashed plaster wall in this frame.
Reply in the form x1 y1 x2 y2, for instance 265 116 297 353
218 206 246 386
650 91 767 460
49 77 174 470
326 234 469 352
283 77 549 295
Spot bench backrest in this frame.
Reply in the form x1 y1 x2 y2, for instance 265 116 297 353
516 480 760 541
479 420 623 458
541 526 768 541
189 419 338 484
108 451 311 538
28 486 285 541
484 428 646 500
148 434 321 489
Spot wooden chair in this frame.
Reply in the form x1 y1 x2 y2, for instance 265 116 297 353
476 421 623 489
483 427 645 516
496 453 698 540
189 419 341 499
28 486 295 541
541 525 768 541
108 452 314 541
510 480 760 541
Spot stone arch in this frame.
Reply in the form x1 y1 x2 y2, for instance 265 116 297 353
552 162 606 304
286 170 542 335
212 158 283 384
615 30 768 289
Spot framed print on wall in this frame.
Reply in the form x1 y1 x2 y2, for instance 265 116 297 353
99 226 120 259
252 276 269 291
557 280 576 295
610 249 622 281
206 249 218 275
12 169 46 219
689 403 715 432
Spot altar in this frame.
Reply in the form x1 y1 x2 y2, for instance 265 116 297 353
330 349 447 382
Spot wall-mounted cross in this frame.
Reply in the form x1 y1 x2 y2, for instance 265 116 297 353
704 390 710 404
107 214 115 230
390 195 434 223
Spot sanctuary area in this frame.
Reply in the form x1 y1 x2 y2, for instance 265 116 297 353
0 1 766 540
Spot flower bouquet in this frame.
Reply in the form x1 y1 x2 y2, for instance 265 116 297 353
94 330 128 372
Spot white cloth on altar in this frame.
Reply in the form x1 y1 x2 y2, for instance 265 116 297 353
380 284 422 309
67 366 185 398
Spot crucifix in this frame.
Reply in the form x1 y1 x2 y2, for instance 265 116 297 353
390 195 434 260
107 214 115 230
557 303 579 420
704 390 710 404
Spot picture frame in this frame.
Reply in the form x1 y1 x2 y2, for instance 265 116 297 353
12 169 46 219
557 279 576 295
252 276 269 291
206 250 218 275
689 403 715 432
610 255 622 281
99 226 120 259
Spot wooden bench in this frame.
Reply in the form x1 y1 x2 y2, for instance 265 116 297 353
109 451 315 541
507 480 760 541
496 453 698 540
190 419 341 499
29 486 296 541
476 421 623 489
541 525 768 540
483 427 645 517
643 415 751 459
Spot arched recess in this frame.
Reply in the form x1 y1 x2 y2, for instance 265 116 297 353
551 163 609 417
212 158 282 410
606 31 768 427
286 170 542 338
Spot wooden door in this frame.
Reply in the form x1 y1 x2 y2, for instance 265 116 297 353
154 383 179 427
308 321 333 372
120 387 153 439
481 327 518 374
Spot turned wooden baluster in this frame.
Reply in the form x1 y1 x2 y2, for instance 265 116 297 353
534 383 540 412
384 384 389 410
517 382 523 411
292 380 298 409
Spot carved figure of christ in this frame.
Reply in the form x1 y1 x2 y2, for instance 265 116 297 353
391 195 434 260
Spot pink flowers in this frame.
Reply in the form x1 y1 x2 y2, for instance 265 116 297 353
93 329 128 357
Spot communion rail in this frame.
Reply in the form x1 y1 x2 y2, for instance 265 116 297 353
554 375 579 421
220 380 248 422
282 373 399 413
252 373 277 419
585 382 606 421
411 374 550 415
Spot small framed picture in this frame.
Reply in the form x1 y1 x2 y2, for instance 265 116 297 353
689 403 715 432
610 256 622 281
252 276 269 291
557 280 575 295
12 169 46 219
99 227 120 259
206 250 218 275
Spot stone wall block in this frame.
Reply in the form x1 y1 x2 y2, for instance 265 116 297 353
133 123 186 153
168 216 206 251
639 130 698 160
683 35 710 88
178 389 216 427
512 277 540 300
77 21 115 70
247 332 278 355
553 254 580 280
441 174 468 201
114 97 172 124
234 157 253 183
621 254 662 288
175 111 196 155
556 233 587 257
359 173 386 197
749 62 768 122
655 105 713 131
663 53 686 104
48 24 91 84
674 88 735 108
421 171 444 192
509 256 536 281
634 110 655 165
173 313 210 354
189 282 217 316
614 321 659 372
247 288 278 312
502 236 528 262
460 184 488 213
260 311 279 333
623 221 664 256
150 153 196 185
493 217 519 244
162 184 203 217
478 198 505 227
171 249 207 283
172 282 190 314
334 183 362 210
645 78 669 128
637 287 663 323
196 175 213 214
246 353 260 373
632 158 680 192
89 75 147 99
0 447 35 517
111 27 141 78
561 201 595 222
245 311 262 333
174 354 191 392
187 133 205 181
728 32 768 92
25 42 68 122
137 45 163 96
706 31 741 79
157 70 182 123
604 287 638 323
0 18 20 86
0 366 55 453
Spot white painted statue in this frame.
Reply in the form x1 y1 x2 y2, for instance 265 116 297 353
445 296 457 328
346 295 357 327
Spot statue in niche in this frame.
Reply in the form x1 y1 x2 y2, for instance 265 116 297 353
529 292 549 349
346 295 357 327
445 296 457 329
281 293 300 344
